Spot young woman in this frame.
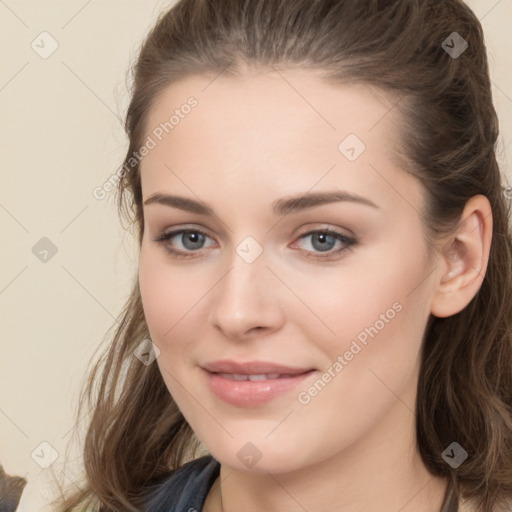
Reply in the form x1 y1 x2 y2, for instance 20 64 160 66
56 0 512 511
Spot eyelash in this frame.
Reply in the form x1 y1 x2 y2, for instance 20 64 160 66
153 227 357 261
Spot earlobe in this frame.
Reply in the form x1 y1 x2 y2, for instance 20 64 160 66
430 195 493 318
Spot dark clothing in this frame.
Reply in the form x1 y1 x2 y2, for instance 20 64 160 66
142 455 220 512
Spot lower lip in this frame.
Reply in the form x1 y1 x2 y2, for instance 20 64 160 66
203 369 316 407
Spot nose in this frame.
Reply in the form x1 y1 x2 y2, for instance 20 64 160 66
208 246 285 340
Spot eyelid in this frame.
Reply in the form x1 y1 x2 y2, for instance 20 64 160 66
153 227 216 252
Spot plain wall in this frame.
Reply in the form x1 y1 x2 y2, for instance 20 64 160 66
1 1 511 510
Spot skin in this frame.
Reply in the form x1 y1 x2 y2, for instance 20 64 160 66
137 68 492 512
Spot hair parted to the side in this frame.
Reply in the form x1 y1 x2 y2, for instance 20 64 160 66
54 1 512 511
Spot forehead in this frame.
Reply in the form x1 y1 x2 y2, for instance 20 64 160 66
143 68 401 157
139 69 421 213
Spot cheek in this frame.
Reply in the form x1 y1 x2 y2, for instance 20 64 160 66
307 240 432 392
138 248 200 350
138 251 203 400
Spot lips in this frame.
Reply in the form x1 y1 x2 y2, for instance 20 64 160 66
201 359 314 375
201 359 316 407
217 372 292 381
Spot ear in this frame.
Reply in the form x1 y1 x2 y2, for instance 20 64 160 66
430 195 493 318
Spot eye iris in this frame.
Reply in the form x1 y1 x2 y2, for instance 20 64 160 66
182 231 205 250
312 233 336 252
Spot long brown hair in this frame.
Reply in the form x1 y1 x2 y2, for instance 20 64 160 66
55 1 512 511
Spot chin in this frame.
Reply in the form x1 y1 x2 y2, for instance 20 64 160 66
203 436 315 474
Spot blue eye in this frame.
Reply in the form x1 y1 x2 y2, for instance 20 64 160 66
294 229 356 260
154 229 213 258
153 228 356 260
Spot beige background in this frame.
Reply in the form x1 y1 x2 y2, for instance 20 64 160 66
0 1 511 510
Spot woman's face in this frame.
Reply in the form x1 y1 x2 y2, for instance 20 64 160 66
138 69 442 473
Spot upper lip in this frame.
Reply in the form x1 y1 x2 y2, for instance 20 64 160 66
201 359 314 375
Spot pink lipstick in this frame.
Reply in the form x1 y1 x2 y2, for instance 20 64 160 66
201 359 316 407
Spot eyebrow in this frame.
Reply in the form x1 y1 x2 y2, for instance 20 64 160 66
143 190 379 216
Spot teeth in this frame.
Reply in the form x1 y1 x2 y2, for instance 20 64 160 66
248 373 281 381
262 373 281 379
217 372 285 380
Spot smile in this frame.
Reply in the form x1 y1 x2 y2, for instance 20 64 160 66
216 372 297 381
202 368 316 407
